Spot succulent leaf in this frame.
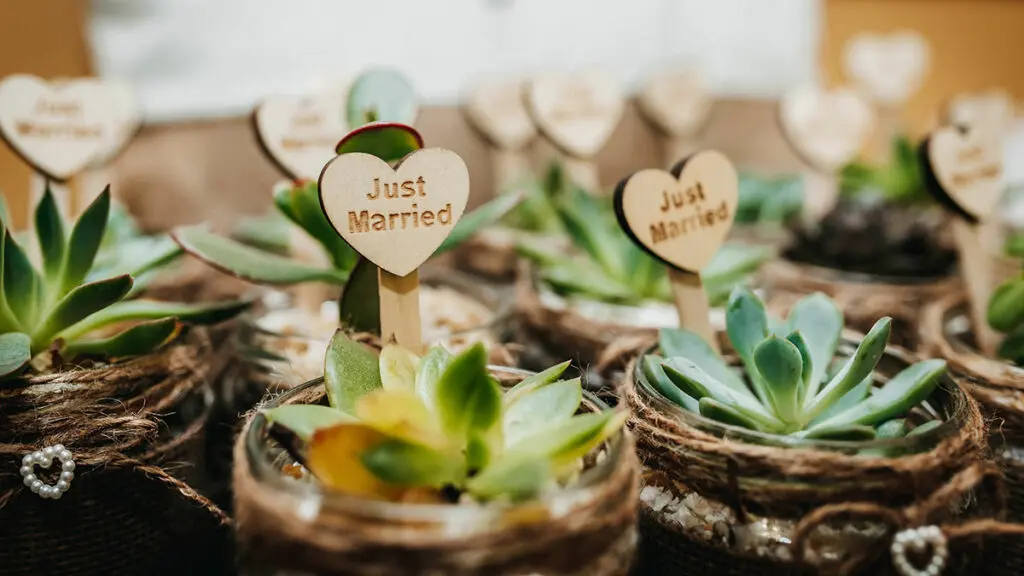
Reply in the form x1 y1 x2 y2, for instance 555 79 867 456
345 70 417 128
435 343 502 442
307 423 405 500
61 188 111 295
263 404 354 441
5 232 41 328
804 317 891 420
785 331 814 401
504 378 582 447
907 420 942 437
698 397 766 430
754 335 804 424
361 438 462 487
379 343 419 390
507 411 624 470
988 278 1024 333
438 190 525 254
32 274 133 351
809 376 872 425
335 122 423 163
0 332 31 380
34 187 66 288
173 225 348 285
503 359 571 406
356 388 448 449
61 317 179 359
274 181 358 270
661 358 782 430
466 457 551 501
414 344 453 412
57 298 250 342
642 354 698 411
554 184 623 277
338 257 380 331
725 287 771 404
659 328 750 397
875 419 908 439
796 423 877 441
786 292 843 398
324 331 383 415
999 325 1024 365
540 257 636 302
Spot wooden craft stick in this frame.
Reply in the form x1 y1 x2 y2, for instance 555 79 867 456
563 156 600 193
669 268 720 354
952 219 1002 356
378 269 423 352
664 138 699 171
492 148 531 195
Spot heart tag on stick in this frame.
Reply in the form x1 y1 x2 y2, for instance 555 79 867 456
255 93 348 180
843 31 930 105
614 150 739 273
779 85 875 173
0 74 118 181
319 148 469 278
921 125 1004 223
947 89 1016 139
638 70 712 137
464 79 536 151
90 80 141 167
526 69 624 158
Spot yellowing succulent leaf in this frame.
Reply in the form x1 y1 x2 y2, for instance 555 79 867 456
379 343 419 390
307 423 404 500
355 388 448 450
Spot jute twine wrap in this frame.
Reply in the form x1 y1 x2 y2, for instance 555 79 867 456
920 292 1024 523
621 346 1024 575
0 330 232 576
234 381 640 576
761 259 962 348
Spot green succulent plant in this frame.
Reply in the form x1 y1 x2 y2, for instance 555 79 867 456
263 332 625 502
988 266 1024 365
840 135 930 204
516 166 772 307
736 172 804 224
173 122 521 331
642 288 947 439
0 187 250 380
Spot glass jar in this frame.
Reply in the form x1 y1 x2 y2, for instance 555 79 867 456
628 338 979 574
234 370 638 576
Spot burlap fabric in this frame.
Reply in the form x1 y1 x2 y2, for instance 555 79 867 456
0 330 232 576
761 259 962 349
622 339 1024 575
234 377 639 576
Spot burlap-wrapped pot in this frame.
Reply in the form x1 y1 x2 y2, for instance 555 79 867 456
921 293 1024 521
761 259 962 349
623 335 1023 575
234 370 639 576
0 330 232 575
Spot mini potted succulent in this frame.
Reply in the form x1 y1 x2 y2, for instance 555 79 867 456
763 135 961 347
515 168 773 373
624 287 997 574
730 171 804 245
233 331 638 575
0 188 249 574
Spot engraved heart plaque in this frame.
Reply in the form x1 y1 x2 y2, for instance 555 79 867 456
464 79 536 151
922 126 1004 223
255 93 348 180
614 150 738 273
779 85 875 172
844 31 930 105
638 70 712 137
525 69 623 158
319 148 469 277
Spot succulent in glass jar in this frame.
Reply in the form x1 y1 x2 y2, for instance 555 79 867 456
988 266 1024 365
263 331 626 501
0 187 250 380
643 288 947 439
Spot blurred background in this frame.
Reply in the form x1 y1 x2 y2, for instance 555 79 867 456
0 0 1021 230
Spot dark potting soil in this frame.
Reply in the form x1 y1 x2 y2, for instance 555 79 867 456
785 198 957 279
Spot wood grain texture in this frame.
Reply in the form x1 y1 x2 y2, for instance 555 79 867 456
463 79 536 151
925 126 1004 221
526 69 624 159
253 93 348 180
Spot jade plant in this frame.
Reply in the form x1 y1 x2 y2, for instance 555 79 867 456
173 122 521 331
989 267 1024 365
0 187 250 380
263 332 625 501
517 166 772 307
642 288 947 439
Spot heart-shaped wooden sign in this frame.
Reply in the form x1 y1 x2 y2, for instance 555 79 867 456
922 126 1004 223
779 85 875 173
638 70 712 137
614 150 738 273
525 69 624 158
0 75 117 181
319 148 469 277
464 79 536 151
90 79 141 167
843 31 930 105
947 89 1016 138
254 93 348 180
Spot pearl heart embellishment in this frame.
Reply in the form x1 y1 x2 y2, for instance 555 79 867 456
21 444 76 500
890 525 948 576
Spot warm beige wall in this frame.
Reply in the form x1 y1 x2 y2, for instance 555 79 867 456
822 0 1024 136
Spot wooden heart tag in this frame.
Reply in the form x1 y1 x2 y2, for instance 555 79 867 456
779 85 875 173
0 75 117 181
947 89 1016 139
843 31 930 105
254 93 348 180
922 125 1004 223
526 69 624 158
638 70 712 138
319 148 469 278
464 79 536 151
90 80 141 167
614 150 738 351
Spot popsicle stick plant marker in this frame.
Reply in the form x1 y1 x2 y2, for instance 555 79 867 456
525 69 624 193
0 74 136 219
464 78 537 193
637 69 713 168
843 31 929 157
778 85 876 222
920 125 1006 356
319 126 470 351
613 150 739 353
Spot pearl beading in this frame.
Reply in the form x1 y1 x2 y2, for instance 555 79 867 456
891 525 948 576
20 444 75 500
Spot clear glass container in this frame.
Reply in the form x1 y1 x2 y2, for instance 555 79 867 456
235 369 637 576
